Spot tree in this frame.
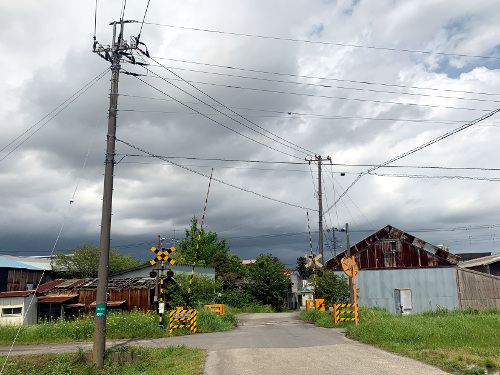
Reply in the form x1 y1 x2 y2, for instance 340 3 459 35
51 243 143 278
315 270 350 304
163 273 217 307
247 254 290 309
296 256 308 279
175 217 230 264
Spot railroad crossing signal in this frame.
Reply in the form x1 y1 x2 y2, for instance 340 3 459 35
305 253 322 268
150 246 176 265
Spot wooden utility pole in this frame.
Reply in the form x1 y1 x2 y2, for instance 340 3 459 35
306 155 331 264
92 19 137 369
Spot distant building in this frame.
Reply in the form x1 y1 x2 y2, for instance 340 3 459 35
0 255 55 292
459 253 500 277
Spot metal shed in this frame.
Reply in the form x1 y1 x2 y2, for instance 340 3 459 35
327 225 461 313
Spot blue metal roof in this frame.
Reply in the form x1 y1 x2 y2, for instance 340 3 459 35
0 259 43 271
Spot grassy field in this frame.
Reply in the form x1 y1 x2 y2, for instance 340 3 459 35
302 306 500 375
0 345 205 375
0 307 237 345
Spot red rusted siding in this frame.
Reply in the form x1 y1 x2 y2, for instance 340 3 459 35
6 270 46 291
327 225 459 271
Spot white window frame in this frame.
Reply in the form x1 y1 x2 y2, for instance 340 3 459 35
2 307 23 317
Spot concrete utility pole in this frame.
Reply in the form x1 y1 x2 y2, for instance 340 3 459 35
92 19 137 369
306 155 331 263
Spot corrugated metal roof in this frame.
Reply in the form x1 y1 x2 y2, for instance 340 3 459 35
459 253 500 269
38 294 79 304
0 259 43 271
35 279 66 292
0 291 35 298
0 255 53 271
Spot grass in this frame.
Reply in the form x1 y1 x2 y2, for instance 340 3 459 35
0 306 237 345
0 345 205 375
302 306 500 375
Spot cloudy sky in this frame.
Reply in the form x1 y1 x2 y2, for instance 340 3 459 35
1 0 499 267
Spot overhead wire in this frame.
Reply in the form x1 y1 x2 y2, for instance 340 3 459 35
0 105 107 373
139 59 314 155
116 153 500 174
151 57 500 97
135 63 500 104
143 23 500 61
138 72 492 113
132 71 306 159
0 68 109 163
324 106 500 215
117 93 500 125
115 137 317 211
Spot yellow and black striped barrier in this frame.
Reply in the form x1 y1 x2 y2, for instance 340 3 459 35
169 308 197 333
306 299 325 311
331 303 358 325
204 304 225 316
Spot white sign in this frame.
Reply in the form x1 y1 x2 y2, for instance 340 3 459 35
158 302 165 314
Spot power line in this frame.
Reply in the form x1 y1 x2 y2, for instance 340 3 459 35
118 93 500 126
143 56 315 155
133 71 307 159
144 23 500 61
115 153 500 172
137 63 500 104
366 172 500 182
152 57 500 97
324 106 500 214
140 72 492 113
116 137 317 211
0 68 109 163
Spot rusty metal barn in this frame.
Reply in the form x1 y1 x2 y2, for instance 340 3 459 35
326 225 500 313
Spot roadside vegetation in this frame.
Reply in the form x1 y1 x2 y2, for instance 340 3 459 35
302 305 500 375
0 307 236 345
0 345 205 375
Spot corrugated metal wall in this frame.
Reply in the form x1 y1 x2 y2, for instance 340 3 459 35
333 267 459 313
457 268 500 309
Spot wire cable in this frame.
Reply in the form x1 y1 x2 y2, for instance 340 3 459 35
140 72 491 113
143 64 500 104
132 74 304 159
0 108 106 374
324 106 500 215
116 137 317 211
144 23 500 61
152 57 500 97
144 56 315 155
137 0 151 41
0 68 109 163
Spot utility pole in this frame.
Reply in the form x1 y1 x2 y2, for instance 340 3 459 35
92 19 137 369
306 155 331 263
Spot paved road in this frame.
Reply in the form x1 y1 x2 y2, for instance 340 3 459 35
0 312 449 374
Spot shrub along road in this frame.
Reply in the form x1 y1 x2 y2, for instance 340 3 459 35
0 312 448 374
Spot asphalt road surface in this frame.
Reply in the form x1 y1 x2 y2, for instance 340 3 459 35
0 312 449 374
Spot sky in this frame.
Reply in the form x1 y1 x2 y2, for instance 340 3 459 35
1 0 499 268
